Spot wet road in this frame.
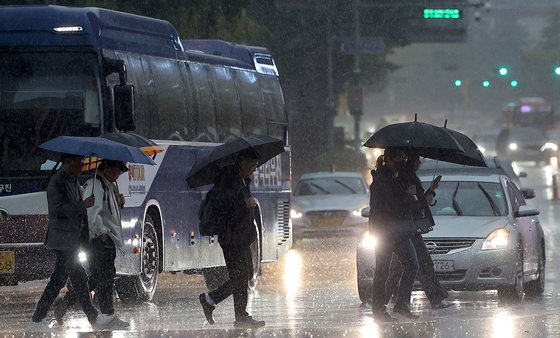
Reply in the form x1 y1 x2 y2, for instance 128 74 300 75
1 161 560 337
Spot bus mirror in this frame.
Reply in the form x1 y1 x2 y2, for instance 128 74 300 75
114 83 136 132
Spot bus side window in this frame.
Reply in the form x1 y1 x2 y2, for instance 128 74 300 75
189 63 217 143
120 53 158 138
259 75 287 142
149 58 190 140
234 70 266 137
210 67 242 142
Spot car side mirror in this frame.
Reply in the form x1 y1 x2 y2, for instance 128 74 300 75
521 188 536 199
514 205 540 218
361 206 370 218
518 171 528 178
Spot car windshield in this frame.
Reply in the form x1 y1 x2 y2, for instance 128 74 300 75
510 128 547 143
424 181 507 217
294 177 366 196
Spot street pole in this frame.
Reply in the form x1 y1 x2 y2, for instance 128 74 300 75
350 0 363 154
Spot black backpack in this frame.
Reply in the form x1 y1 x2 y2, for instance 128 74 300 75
198 187 221 236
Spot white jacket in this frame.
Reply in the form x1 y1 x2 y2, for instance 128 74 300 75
83 173 125 249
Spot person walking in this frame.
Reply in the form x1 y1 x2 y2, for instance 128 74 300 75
53 160 130 328
369 147 420 322
385 152 456 310
28 154 116 332
199 147 265 328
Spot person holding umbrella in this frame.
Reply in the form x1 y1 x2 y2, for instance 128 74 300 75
385 151 456 311
369 147 419 322
52 159 131 329
28 154 116 332
198 147 266 329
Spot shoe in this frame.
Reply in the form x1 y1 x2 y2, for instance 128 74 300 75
234 316 265 328
392 305 419 320
199 293 215 324
109 316 130 329
52 296 67 326
372 310 397 323
91 313 117 331
431 300 457 310
27 319 53 332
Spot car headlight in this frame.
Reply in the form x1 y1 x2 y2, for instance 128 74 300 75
481 229 509 250
78 251 88 262
352 205 368 217
508 143 518 150
541 142 558 151
290 209 303 219
361 231 376 251
478 146 486 154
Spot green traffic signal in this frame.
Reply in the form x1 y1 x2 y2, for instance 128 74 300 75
498 67 508 76
482 80 490 87
511 80 518 87
555 67 560 76
455 80 462 87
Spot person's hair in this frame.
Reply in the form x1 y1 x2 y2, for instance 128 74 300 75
375 155 384 168
60 153 82 164
237 147 260 162
383 147 405 162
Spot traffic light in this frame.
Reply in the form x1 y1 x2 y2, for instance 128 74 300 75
482 80 490 87
510 80 518 87
498 67 508 76
555 67 560 76
455 80 462 87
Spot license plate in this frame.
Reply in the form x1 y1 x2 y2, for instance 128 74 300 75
433 260 454 272
313 219 343 227
0 251 14 273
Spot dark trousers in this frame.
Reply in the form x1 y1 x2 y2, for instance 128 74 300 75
209 243 253 321
386 233 448 305
371 236 418 311
66 237 117 315
32 249 98 323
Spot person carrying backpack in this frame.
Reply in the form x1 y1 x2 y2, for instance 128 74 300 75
198 147 265 329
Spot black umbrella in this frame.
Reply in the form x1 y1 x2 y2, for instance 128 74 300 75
186 135 285 188
100 132 164 157
441 127 488 167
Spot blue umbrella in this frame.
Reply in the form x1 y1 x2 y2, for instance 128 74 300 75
39 136 156 165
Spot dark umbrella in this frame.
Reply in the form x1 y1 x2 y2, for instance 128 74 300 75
100 132 164 157
39 136 156 165
442 127 488 167
186 135 285 188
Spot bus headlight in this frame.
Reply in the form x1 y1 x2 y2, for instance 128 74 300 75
361 231 376 251
481 229 509 250
508 143 518 150
290 209 303 219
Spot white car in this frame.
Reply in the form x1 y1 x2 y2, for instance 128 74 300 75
291 172 369 240
357 173 545 303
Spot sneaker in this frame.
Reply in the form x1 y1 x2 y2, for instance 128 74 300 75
52 296 67 326
199 293 215 324
91 313 117 331
392 305 419 320
431 300 457 310
27 319 53 332
109 317 130 329
234 316 265 328
372 311 397 323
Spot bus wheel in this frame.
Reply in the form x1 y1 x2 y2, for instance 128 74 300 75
116 216 159 303
248 219 262 290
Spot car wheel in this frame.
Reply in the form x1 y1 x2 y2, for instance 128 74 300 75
498 241 524 303
525 241 545 297
116 216 160 303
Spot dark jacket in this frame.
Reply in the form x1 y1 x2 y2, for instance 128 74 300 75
369 164 415 236
44 168 89 251
399 168 436 226
214 167 257 247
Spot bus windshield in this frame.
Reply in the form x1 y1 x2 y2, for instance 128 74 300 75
0 52 102 176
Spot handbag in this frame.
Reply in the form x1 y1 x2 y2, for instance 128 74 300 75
413 218 433 234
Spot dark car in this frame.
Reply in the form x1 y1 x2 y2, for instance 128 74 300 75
496 127 558 164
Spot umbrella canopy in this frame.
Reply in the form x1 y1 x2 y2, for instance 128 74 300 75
186 134 285 188
39 136 156 165
441 128 488 167
362 120 488 167
100 132 164 157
